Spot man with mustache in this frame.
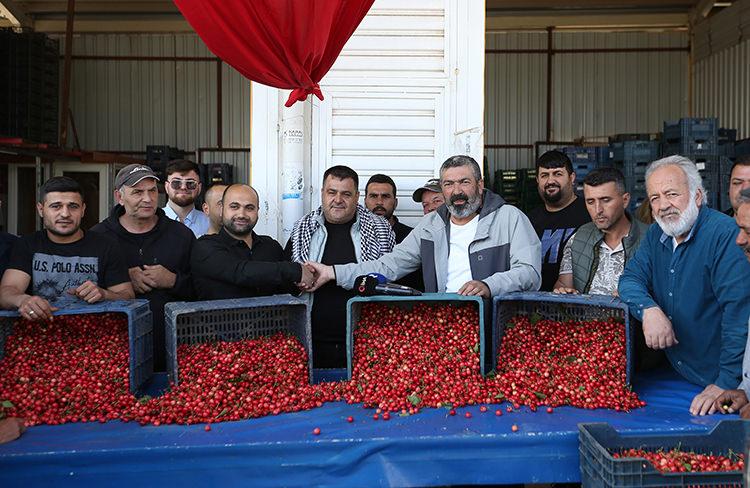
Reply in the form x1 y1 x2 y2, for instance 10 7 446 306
91 164 195 372
723 155 750 217
713 187 750 418
526 150 591 291
191 184 314 300
1 176 133 320
553 167 647 296
306 155 540 299
364 174 423 291
161 159 210 237
285 165 395 368
619 156 750 416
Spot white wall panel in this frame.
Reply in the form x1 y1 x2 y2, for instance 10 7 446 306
694 39 750 139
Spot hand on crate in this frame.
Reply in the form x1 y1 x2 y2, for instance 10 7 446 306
690 384 724 416
552 286 579 295
457 280 490 298
67 280 106 304
18 295 58 321
642 307 678 349
714 389 749 415
303 262 334 292
128 267 153 294
0 418 26 444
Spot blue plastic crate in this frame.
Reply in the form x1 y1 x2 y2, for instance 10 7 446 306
610 140 661 166
663 117 718 143
736 138 750 158
164 295 311 385
346 294 487 378
492 292 634 384
0 299 153 395
579 420 749 487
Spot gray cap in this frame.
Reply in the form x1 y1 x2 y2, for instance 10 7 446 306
412 178 441 202
114 164 159 189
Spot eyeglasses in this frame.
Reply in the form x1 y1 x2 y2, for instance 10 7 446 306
167 179 199 190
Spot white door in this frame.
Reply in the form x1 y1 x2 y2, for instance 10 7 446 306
252 0 484 237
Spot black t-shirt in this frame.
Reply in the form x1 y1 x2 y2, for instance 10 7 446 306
310 218 357 368
7 230 129 301
0 232 18 278
526 196 590 291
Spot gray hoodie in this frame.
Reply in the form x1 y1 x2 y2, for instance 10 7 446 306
334 190 541 296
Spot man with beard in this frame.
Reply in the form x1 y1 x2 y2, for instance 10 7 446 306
191 184 313 300
285 165 395 368
619 156 750 416
365 174 413 243
526 150 591 291
364 174 423 291
306 155 540 299
554 167 647 295
162 159 210 237
1 177 133 319
723 155 750 217
714 187 750 418
201 183 227 235
91 164 194 371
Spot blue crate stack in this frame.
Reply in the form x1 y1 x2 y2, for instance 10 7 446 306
662 118 721 209
608 139 661 212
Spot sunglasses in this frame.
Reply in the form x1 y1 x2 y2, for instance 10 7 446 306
167 179 199 190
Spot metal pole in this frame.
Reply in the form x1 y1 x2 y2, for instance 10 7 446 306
59 0 76 148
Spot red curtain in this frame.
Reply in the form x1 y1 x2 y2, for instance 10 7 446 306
173 0 375 107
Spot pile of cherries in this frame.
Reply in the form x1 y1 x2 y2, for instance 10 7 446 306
0 302 643 427
613 448 744 474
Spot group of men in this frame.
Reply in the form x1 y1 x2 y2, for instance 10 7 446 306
1 149 750 438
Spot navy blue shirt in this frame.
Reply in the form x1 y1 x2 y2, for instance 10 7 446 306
619 206 750 389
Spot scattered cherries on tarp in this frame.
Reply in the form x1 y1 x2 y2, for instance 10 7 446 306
0 303 643 429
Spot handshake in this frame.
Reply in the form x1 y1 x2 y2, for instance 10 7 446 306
295 262 334 293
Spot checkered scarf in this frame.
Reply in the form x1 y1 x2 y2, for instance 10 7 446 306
290 204 395 263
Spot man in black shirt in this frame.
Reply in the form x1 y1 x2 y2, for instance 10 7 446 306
364 174 423 291
0 198 18 277
0 177 133 321
192 184 313 300
91 164 194 371
285 166 395 368
526 150 591 291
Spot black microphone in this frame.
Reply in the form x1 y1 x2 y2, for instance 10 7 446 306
355 275 422 296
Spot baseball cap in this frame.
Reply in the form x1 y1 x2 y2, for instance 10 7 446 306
114 164 159 189
412 178 442 202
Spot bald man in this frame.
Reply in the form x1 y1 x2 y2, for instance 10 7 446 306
202 183 227 235
191 184 313 300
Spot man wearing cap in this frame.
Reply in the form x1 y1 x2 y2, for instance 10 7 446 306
413 178 445 215
91 164 195 371
1 176 133 320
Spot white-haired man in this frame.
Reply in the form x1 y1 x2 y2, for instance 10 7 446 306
619 156 750 416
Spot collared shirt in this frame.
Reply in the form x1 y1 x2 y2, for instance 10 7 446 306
560 232 625 295
191 227 301 301
162 203 210 238
618 206 750 389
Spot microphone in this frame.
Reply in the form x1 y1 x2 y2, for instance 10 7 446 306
355 274 422 297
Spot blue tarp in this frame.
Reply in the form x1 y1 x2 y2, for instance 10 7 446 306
0 369 728 487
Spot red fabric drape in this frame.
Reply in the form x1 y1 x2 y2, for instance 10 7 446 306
173 0 375 107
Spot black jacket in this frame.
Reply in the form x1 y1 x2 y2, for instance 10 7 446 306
191 228 301 300
0 231 18 277
91 206 195 371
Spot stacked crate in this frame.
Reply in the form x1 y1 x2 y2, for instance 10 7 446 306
0 29 59 144
493 168 543 213
662 118 720 209
556 146 606 193
609 140 661 212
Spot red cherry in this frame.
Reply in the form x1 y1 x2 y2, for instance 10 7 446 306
312 427 321 435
